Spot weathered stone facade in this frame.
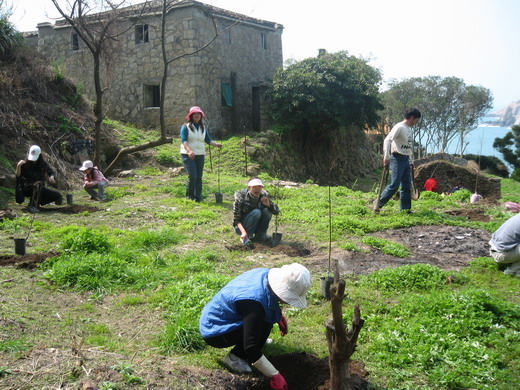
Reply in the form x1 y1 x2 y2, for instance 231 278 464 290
35 0 283 135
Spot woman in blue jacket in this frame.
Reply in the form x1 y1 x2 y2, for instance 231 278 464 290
199 263 311 390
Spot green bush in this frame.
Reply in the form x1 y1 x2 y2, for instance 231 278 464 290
61 227 112 253
156 145 182 166
362 263 448 291
451 188 472 202
362 289 520 389
361 236 410 257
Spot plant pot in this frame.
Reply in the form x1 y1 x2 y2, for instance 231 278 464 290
271 232 282 247
215 192 223 204
320 276 334 300
66 194 74 205
14 238 26 256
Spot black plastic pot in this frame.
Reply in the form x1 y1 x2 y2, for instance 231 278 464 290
215 192 223 204
14 238 26 256
66 194 74 205
271 232 282 247
320 276 334 300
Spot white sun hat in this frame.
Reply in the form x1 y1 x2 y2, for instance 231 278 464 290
268 263 311 308
79 160 94 171
248 178 264 187
27 145 41 161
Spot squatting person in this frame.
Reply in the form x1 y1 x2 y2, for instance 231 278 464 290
489 213 520 277
199 263 312 390
15 145 62 213
79 160 109 201
233 177 279 245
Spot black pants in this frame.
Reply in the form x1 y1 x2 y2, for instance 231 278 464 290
203 323 273 360
24 186 62 206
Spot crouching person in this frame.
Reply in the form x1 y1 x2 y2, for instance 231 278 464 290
489 213 520 277
79 160 108 201
233 178 279 245
199 263 311 390
15 145 62 213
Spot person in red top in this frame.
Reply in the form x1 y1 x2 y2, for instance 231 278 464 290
423 175 438 192
79 160 109 201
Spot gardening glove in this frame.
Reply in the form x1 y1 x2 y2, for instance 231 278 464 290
270 373 288 390
278 315 288 337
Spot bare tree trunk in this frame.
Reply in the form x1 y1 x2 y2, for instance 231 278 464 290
104 138 171 176
325 261 365 390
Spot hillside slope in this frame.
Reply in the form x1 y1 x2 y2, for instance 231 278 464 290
0 47 95 187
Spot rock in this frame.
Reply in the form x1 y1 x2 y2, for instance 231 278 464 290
168 166 185 177
118 169 136 178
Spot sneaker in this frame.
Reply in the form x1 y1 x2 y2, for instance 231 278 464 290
504 262 520 277
223 352 252 373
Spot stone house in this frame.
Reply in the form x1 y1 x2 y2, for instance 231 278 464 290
35 0 283 134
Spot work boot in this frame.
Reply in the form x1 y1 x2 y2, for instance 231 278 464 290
223 352 252 373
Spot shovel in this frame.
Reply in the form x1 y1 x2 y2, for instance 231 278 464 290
374 165 389 213
411 168 420 201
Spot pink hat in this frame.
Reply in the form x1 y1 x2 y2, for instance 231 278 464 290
186 106 205 121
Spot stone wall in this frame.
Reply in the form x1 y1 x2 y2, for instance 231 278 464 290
36 1 283 135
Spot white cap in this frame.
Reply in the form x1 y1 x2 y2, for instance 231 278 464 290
248 178 264 187
27 145 41 161
79 160 94 171
268 263 311 308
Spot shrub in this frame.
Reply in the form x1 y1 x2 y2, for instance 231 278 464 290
362 263 447 291
60 227 112 253
361 236 410 257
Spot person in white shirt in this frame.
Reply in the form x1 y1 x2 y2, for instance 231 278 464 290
375 108 421 214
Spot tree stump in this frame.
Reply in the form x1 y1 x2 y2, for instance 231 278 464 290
324 260 365 390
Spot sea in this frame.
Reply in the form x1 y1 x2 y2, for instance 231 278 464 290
444 124 512 166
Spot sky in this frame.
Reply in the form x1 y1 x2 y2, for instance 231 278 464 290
6 0 520 111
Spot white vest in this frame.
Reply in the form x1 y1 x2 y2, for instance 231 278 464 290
180 124 207 155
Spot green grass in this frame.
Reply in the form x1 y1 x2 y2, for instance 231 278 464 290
1 125 519 389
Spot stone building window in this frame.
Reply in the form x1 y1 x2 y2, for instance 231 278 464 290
144 84 160 108
221 82 233 107
223 26 231 44
71 33 79 51
135 24 149 44
261 32 267 50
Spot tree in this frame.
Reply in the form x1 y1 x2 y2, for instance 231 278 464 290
270 50 383 151
0 0 24 60
381 76 492 157
493 125 520 180
325 260 364 389
51 0 151 168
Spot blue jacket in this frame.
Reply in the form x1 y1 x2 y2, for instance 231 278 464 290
199 268 282 338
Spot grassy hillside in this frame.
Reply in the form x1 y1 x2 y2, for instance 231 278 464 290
1 124 519 389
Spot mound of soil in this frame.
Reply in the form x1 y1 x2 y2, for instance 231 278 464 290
0 252 56 269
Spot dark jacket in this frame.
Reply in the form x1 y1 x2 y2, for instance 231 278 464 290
232 188 279 226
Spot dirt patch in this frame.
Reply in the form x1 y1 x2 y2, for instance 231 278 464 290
37 205 102 214
305 225 491 276
0 251 56 269
445 208 491 222
226 241 311 257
